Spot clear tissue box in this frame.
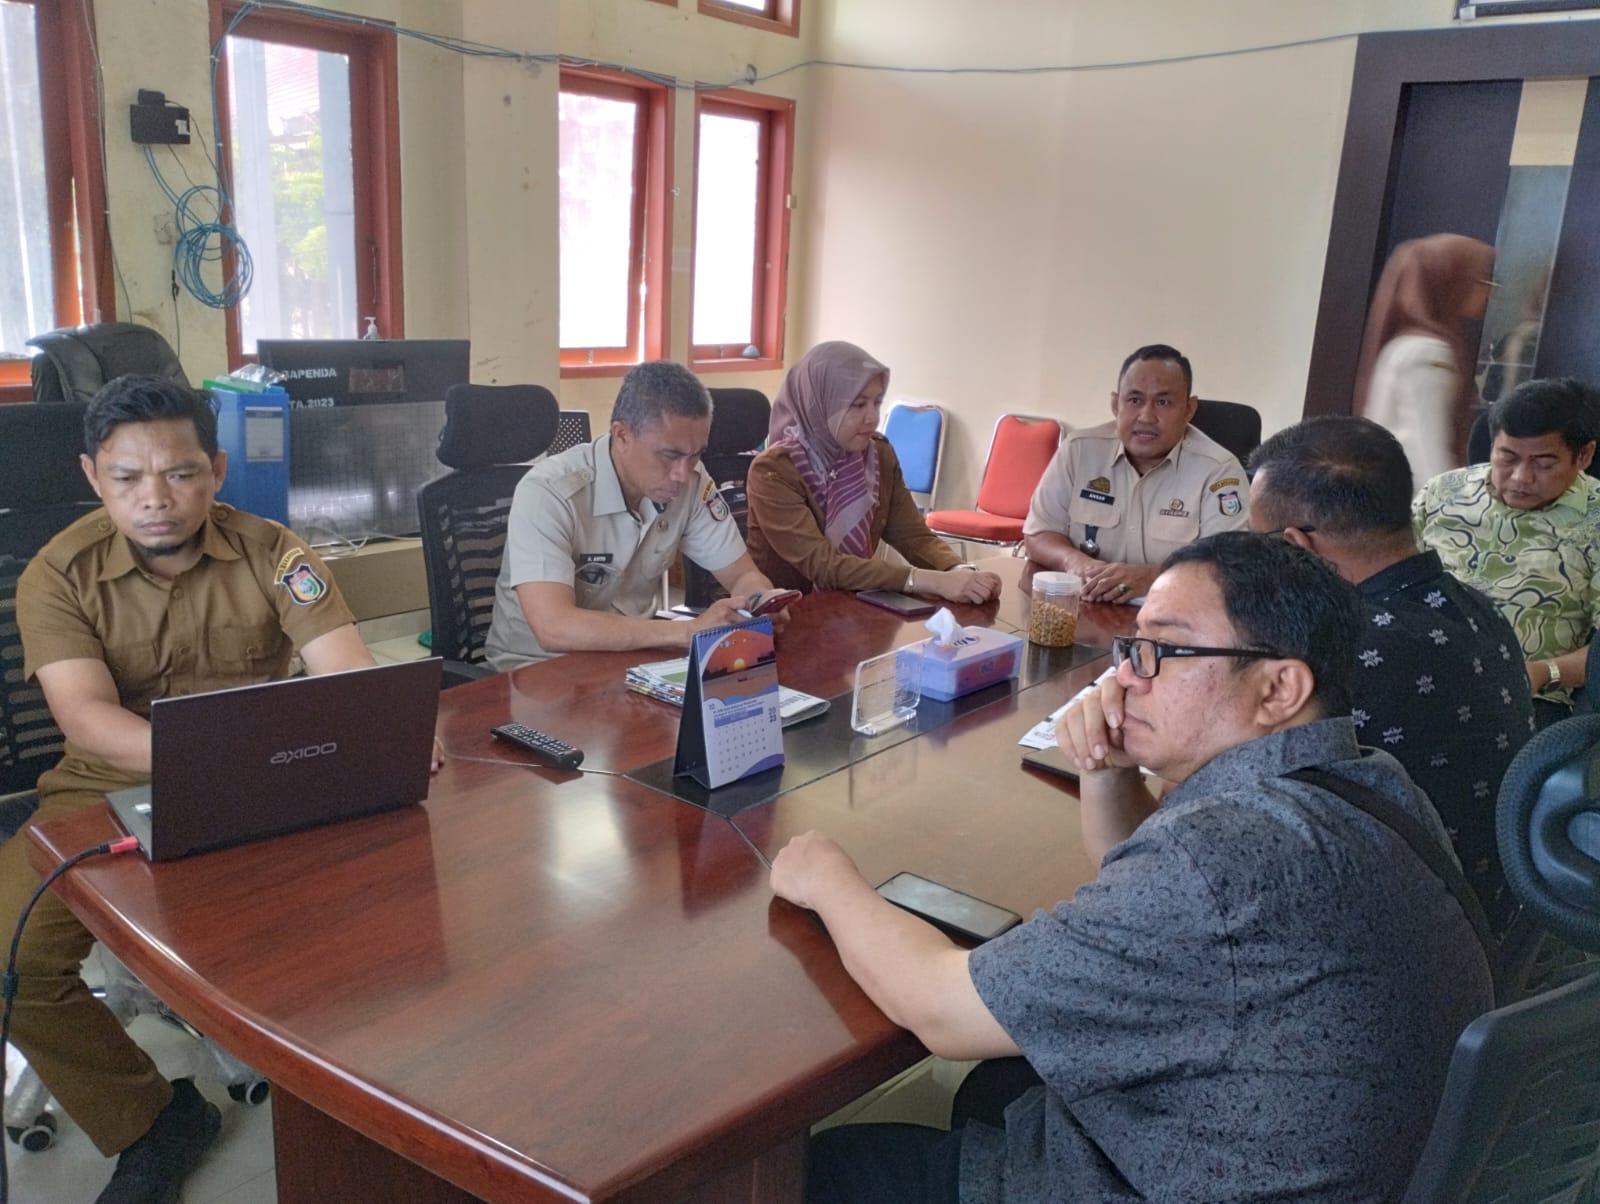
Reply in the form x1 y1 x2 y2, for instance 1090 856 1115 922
917 627 1024 702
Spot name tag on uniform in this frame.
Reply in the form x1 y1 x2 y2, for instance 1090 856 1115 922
1078 488 1114 505
578 552 613 565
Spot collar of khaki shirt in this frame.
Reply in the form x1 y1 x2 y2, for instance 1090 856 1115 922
590 434 661 523
1109 427 1190 475
96 508 243 583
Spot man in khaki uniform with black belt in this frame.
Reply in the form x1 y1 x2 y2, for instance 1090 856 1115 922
1024 344 1249 603
486 360 785 670
5 375 390 1204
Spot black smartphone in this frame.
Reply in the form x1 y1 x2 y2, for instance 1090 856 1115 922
876 872 1022 942
857 589 937 618
1021 744 1079 782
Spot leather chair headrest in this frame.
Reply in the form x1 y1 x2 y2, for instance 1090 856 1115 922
437 384 560 469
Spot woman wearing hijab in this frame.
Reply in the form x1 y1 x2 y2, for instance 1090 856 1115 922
746 341 1002 602
1352 233 1496 491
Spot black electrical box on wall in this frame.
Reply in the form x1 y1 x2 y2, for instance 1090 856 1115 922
129 90 190 144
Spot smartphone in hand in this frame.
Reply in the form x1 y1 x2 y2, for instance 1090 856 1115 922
746 589 802 618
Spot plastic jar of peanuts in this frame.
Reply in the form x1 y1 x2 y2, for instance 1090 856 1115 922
1028 572 1082 647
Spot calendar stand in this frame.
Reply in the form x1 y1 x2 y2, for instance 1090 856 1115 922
673 618 785 789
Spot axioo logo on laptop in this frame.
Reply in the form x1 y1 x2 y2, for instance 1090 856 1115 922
270 742 338 766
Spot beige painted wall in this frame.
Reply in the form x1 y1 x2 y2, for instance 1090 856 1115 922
89 0 813 432
797 0 1592 510
83 0 1589 496
555 0 817 425
95 0 469 383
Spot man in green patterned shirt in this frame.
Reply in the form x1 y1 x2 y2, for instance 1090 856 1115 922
1413 377 1600 722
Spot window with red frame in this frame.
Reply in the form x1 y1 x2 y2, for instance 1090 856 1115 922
691 91 793 369
0 0 111 402
213 2 402 363
558 69 671 374
698 0 800 38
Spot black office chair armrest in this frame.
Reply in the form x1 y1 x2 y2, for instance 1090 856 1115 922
441 660 496 690
0 791 41 845
1577 635 1600 715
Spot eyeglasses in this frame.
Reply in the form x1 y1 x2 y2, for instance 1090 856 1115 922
1111 636 1284 679
1261 524 1316 539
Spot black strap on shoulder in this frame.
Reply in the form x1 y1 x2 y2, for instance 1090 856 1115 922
1288 766 1502 1001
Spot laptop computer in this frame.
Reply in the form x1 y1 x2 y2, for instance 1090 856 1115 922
108 658 443 861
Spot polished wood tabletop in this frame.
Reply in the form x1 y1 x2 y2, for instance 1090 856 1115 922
28 556 1137 1204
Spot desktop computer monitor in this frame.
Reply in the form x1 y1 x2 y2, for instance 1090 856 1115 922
254 339 470 544
255 339 469 408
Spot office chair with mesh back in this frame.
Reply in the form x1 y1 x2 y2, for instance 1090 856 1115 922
882 402 944 512
26 321 188 404
1401 713 1600 1203
925 414 1062 554
1190 399 1262 465
417 384 560 686
1 404 99 808
683 388 770 609
547 409 593 456
0 403 269 1154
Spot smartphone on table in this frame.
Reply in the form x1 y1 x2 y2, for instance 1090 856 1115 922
857 590 937 618
876 872 1022 942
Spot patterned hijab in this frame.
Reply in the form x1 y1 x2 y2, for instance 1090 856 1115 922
1352 233 1496 461
768 341 888 558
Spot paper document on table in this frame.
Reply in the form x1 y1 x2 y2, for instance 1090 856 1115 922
1018 668 1116 749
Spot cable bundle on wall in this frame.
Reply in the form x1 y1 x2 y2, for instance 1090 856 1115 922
143 145 253 309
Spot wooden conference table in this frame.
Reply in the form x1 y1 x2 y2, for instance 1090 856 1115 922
28 557 1136 1204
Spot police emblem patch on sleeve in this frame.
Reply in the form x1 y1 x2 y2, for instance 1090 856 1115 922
280 562 327 605
1218 489 1242 516
706 490 731 521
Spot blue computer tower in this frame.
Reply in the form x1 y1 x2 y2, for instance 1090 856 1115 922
212 384 290 525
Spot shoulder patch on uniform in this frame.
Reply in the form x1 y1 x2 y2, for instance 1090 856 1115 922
1209 477 1241 492
277 553 327 605
1218 489 1242 516
706 489 731 522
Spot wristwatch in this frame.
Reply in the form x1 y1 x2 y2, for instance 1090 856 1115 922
1542 659 1562 692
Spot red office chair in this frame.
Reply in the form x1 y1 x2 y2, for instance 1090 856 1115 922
926 414 1062 550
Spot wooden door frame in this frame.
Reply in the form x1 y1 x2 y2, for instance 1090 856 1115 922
1304 19 1600 419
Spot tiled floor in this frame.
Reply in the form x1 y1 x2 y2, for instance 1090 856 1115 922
4 1010 278 1204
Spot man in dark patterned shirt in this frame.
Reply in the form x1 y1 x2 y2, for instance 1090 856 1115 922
771 533 1491 1204
1249 415 1533 930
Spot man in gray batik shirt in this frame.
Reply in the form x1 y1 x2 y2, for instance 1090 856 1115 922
771 532 1492 1204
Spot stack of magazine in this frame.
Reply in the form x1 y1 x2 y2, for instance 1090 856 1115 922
627 657 831 727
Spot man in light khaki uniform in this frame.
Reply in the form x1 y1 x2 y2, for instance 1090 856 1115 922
1024 343 1249 603
486 361 784 669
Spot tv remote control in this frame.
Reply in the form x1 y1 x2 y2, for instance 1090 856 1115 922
490 723 585 771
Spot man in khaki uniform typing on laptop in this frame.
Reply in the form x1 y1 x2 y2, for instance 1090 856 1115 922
1023 344 1249 603
5 375 390 1204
